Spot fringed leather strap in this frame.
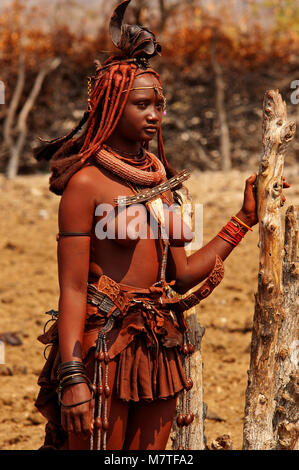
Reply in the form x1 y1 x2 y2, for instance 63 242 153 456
163 255 225 313
115 170 190 206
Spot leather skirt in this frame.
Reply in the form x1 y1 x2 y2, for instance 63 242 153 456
34 276 189 449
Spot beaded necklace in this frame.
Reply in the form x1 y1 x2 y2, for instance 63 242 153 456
103 145 153 170
96 145 166 186
104 144 143 159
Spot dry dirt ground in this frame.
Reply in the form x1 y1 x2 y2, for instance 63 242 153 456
0 167 298 451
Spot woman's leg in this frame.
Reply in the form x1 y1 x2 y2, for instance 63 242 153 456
68 391 130 450
123 395 178 450
68 356 130 450
106 390 130 450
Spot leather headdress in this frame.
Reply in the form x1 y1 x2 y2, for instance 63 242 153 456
109 0 161 59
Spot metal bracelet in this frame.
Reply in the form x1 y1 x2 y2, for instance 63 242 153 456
59 396 93 409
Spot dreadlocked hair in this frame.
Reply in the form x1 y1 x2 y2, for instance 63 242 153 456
33 0 179 195
34 57 176 195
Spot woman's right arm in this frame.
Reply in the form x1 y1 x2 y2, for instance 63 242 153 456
57 169 97 435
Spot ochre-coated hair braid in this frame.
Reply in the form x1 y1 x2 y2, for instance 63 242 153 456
34 58 175 195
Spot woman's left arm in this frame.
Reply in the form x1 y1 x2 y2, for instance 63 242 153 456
166 174 273 294
168 173 291 294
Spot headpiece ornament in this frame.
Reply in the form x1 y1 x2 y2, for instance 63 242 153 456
33 0 177 195
110 0 161 61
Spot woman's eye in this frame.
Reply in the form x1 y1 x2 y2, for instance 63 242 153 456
136 102 147 109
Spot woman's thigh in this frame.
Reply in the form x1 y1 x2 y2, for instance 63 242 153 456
68 395 178 450
68 356 130 450
67 352 178 450
123 395 178 450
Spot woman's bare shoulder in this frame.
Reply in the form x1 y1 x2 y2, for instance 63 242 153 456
63 165 108 198
64 164 127 207
68 165 106 186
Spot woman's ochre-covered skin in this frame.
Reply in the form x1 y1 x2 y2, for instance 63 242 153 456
34 2 291 449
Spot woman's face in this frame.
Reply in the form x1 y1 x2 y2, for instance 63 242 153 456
114 73 165 144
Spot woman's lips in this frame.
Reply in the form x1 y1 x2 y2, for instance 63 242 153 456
144 127 157 135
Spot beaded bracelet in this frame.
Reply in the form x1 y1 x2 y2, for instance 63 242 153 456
232 216 253 232
218 216 252 247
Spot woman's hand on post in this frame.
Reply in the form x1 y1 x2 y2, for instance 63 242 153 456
60 382 94 436
281 177 291 205
236 173 291 229
236 173 258 228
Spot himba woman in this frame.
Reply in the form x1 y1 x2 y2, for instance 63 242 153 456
33 0 283 451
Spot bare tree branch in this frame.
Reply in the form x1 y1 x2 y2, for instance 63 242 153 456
5 57 61 179
211 33 232 172
3 52 26 151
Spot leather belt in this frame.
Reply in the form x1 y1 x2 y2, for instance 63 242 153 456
86 255 224 317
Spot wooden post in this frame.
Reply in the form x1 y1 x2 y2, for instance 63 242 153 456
243 90 296 450
185 313 206 450
273 205 299 450
169 310 206 450
168 188 206 450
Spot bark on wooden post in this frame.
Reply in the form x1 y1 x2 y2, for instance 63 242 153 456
273 205 299 450
169 310 206 450
184 313 206 450
243 90 296 450
168 188 206 450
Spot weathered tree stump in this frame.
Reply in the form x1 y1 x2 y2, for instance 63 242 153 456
169 309 206 451
273 205 299 450
168 188 206 451
243 90 296 450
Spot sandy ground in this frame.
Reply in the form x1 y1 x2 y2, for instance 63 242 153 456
0 167 298 451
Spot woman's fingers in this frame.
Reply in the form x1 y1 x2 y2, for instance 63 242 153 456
243 174 289 209
61 409 67 432
281 176 291 188
246 173 257 186
65 410 74 433
281 177 290 205
62 408 90 434
72 412 82 434
245 173 257 195
244 174 258 201
81 412 92 435
245 174 290 188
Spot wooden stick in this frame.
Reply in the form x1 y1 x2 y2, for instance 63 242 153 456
243 90 296 450
168 186 206 450
273 205 299 450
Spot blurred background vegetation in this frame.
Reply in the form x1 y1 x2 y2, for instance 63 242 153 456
0 0 298 178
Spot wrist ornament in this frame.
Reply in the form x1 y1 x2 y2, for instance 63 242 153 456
217 216 253 247
57 361 94 408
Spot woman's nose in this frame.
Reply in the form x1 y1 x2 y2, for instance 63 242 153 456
146 106 159 123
